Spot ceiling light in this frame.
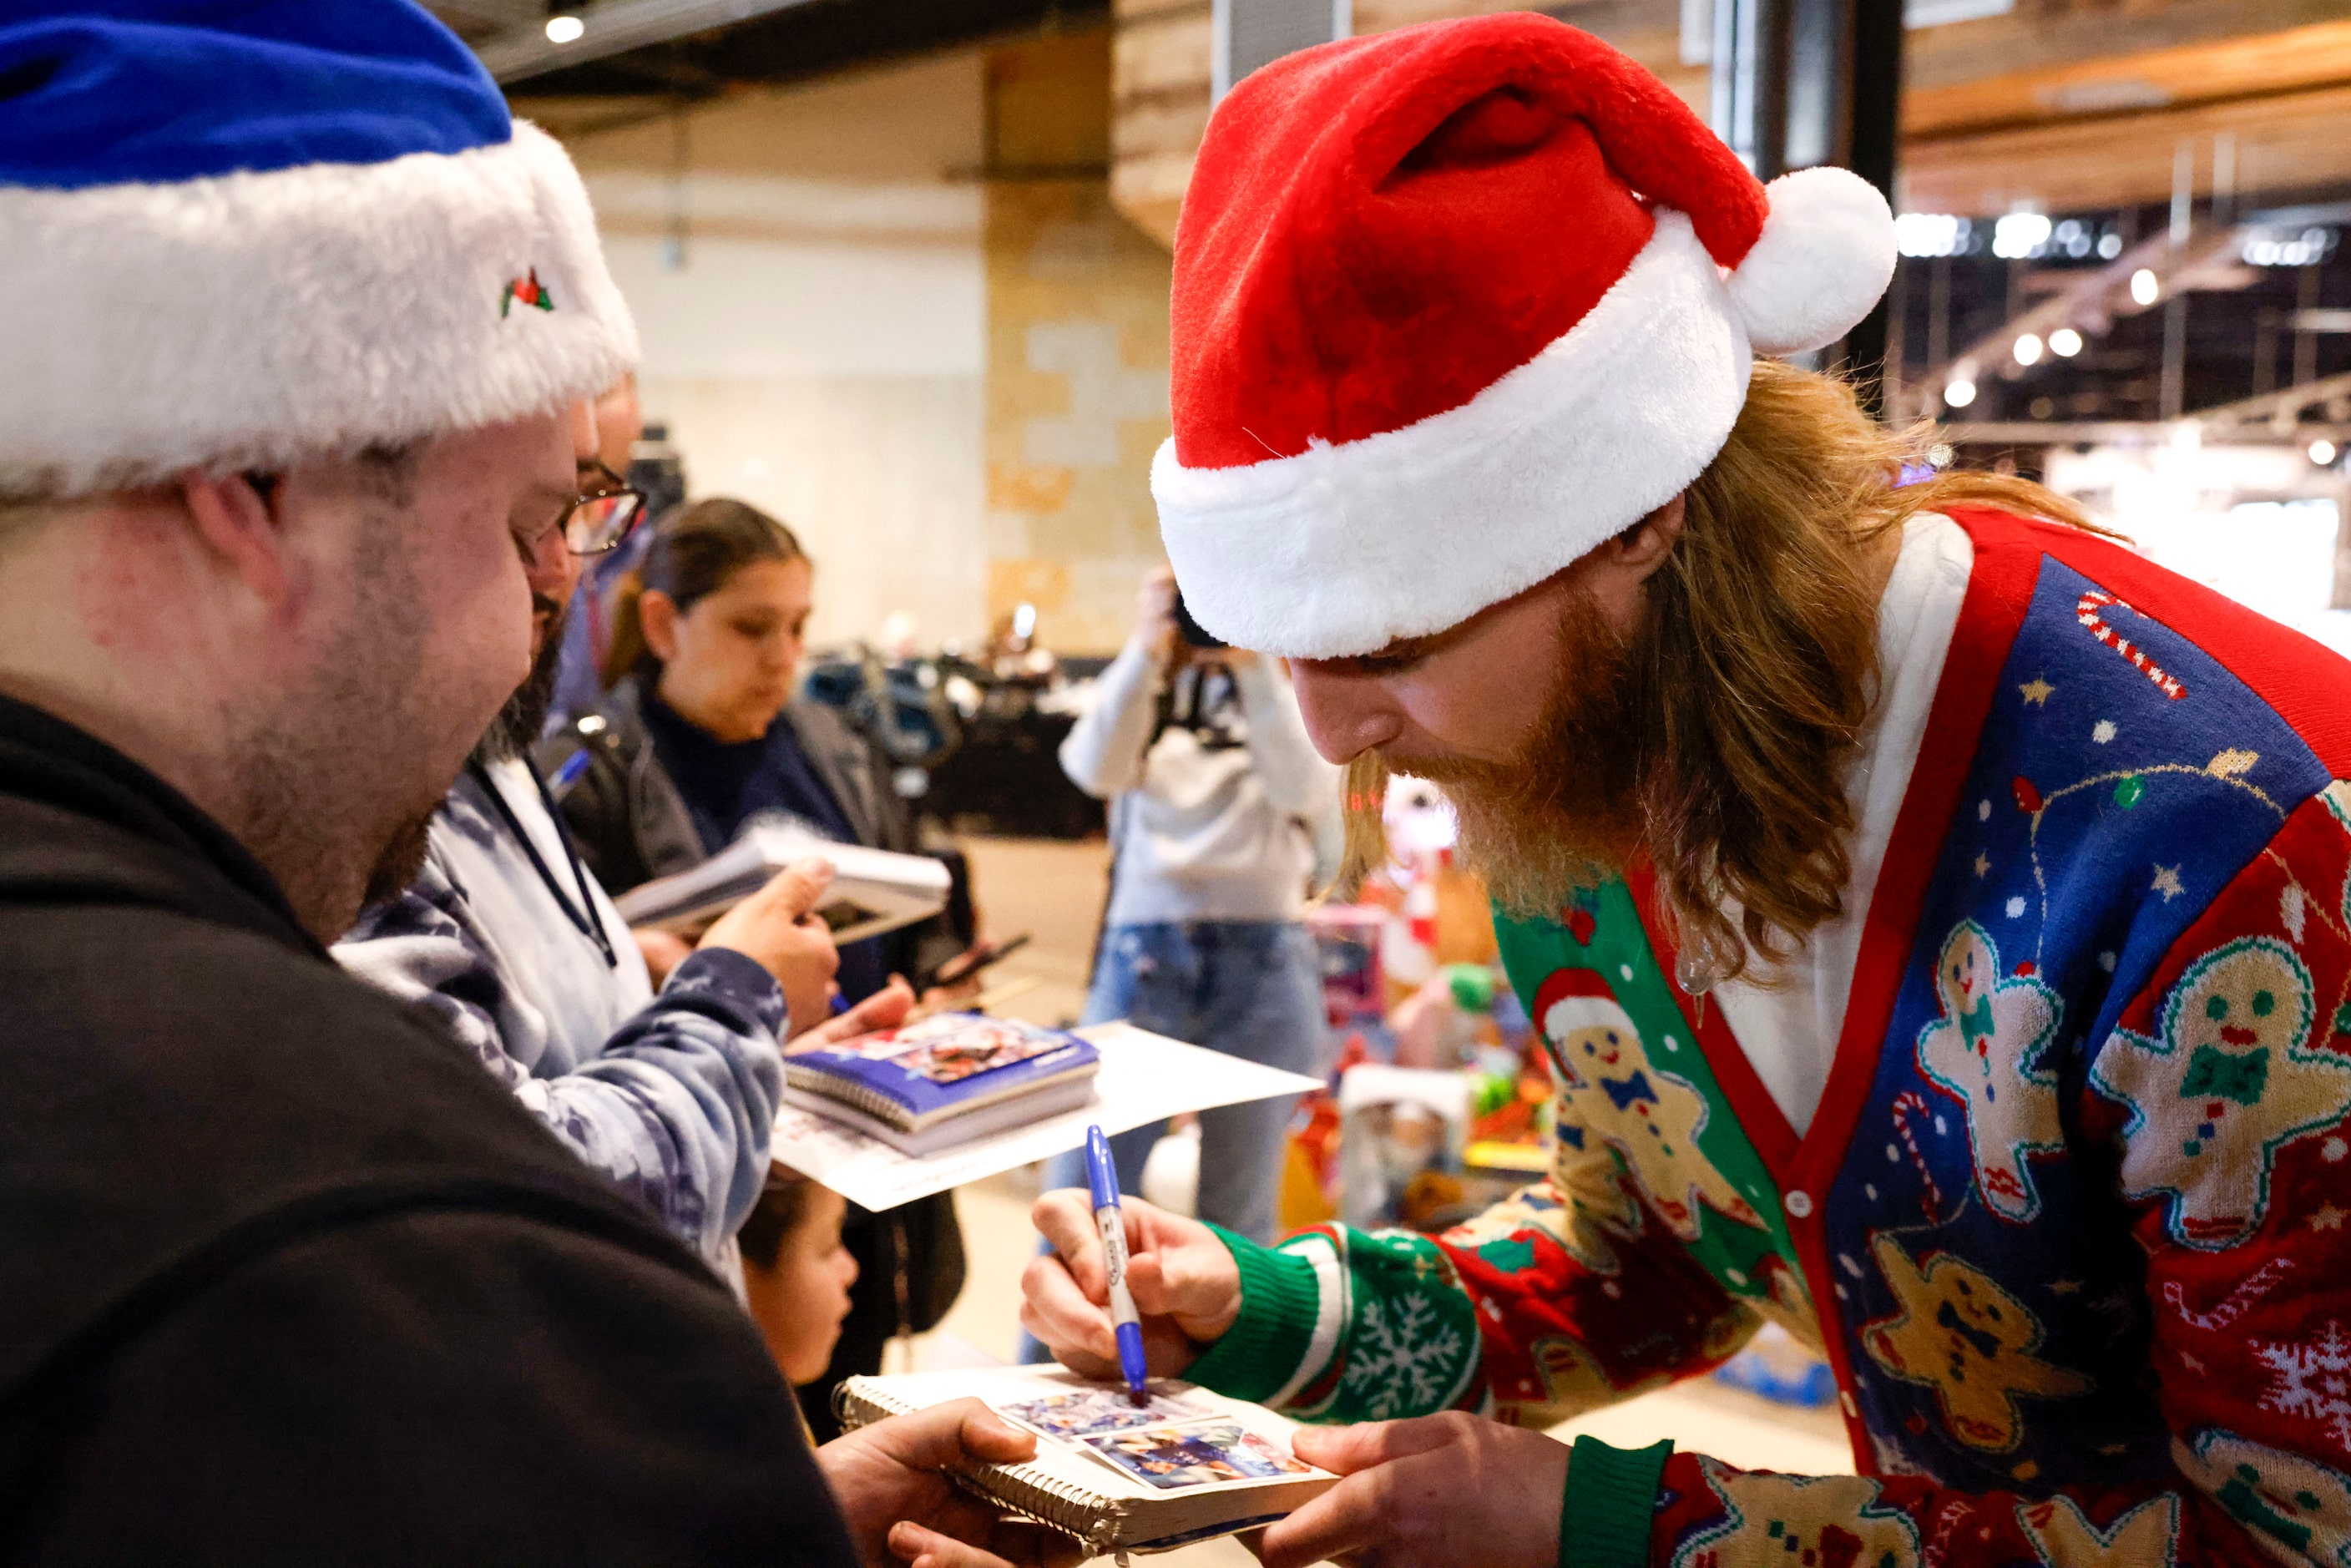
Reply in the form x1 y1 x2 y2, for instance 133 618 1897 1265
1894 213 1965 260
1992 212 2052 260
544 13 584 43
2130 268 2160 306
2049 327 2083 357
2313 438 2339 466
1944 377 1978 410
2013 333 2044 367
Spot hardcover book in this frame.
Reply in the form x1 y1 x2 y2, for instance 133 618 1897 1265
609 828 951 943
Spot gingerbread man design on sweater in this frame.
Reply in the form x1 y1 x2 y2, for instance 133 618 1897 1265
1916 921 2065 1222
1535 972 1761 1242
2091 936 2351 1249
2175 1428 2351 1567
2015 1495 2179 1566
1860 1232 2091 1452
1671 1458 1921 1568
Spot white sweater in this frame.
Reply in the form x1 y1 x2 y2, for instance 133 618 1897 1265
1060 635 1337 928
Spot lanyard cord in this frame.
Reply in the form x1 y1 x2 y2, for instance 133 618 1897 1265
468 756 619 969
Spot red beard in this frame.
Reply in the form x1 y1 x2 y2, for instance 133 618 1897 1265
1383 585 1651 919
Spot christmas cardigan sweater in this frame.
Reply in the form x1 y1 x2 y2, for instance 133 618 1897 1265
1184 506 2351 1567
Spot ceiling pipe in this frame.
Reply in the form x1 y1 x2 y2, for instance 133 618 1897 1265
473 0 823 83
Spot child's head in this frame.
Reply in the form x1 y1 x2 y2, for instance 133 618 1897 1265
739 1166 857 1385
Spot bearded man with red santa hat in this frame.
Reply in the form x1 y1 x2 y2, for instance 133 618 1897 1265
1022 13 2351 1567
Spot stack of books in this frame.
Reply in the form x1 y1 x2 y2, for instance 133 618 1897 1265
782 1013 1100 1155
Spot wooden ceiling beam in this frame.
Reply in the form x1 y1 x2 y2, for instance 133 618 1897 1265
1904 79 2351 217
1906 18 2351 139
1108 0 2351 246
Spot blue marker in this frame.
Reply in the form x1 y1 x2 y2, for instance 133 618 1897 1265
1084 1124 1150 1403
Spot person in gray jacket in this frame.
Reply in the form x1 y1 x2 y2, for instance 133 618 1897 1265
540 496 971 1438
338 477 890 1271
1047 564 1337 1244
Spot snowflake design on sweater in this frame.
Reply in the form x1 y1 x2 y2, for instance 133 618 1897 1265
1915 920 2065 1223
2091 936 2351 1249
2256 1320 2351 1456
2176 1427 2351 1568
1670 1456 1920 1568
1337 1290 1467 1421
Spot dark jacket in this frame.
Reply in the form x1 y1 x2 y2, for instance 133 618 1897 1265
0 695 857 1565
540 677 963 986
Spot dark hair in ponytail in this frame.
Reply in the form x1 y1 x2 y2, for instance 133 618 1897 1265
603 497 807 685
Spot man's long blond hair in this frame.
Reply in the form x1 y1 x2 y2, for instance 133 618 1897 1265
1340 358 2095 984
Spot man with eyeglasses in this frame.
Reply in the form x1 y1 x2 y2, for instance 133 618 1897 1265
0 4 1072 1561
338 443 903 1271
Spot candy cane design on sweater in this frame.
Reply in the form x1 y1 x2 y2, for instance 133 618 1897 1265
2077 589 2187 700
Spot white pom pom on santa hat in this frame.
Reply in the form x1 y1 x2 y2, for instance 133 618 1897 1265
1728 166 1900 357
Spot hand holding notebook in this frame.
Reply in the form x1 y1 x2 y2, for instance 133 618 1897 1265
815 1395 1082 1568
834 1368 1337 1555
1241 1414 1573 1568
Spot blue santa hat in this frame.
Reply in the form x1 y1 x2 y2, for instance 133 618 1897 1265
0 1 638 500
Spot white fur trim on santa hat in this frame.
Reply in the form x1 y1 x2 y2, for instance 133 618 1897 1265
1155 212 1747 660
0 122 636 501
1729 166 1897 357
1541 991 1637 1044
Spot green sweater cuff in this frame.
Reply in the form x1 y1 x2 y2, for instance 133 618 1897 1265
1560 1436 1671 1568
1181 1223 1322 1404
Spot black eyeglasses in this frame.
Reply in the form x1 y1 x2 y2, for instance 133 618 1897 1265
243 463 648 559
565 460 648 556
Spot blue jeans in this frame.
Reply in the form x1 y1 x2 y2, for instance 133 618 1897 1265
1022 920 1328 1362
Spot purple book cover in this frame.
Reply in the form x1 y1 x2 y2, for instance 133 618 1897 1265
791 1013 1097 1118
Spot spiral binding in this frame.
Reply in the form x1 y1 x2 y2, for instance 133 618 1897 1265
786 1065 918 1128
835 1379 1132 1554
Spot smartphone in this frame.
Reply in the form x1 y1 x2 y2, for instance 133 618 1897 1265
921 933 1033 993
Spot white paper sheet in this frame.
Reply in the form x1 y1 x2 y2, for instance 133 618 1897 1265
771 1021 1324 1211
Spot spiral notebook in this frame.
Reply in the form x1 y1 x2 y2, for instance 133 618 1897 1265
832 1368 1336 1555
781 1014 1100 1156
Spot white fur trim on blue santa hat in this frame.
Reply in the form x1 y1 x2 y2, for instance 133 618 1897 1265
0 121 636 501
1155 212 1750 662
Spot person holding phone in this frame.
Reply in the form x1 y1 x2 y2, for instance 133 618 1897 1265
1040 564 1337 1250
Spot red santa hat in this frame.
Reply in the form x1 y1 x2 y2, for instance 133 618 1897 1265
1154 14 1897 660
1533 967 1636 1044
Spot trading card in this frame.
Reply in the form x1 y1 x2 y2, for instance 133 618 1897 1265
997 1388 1199 1439
1079 1422 1315 1490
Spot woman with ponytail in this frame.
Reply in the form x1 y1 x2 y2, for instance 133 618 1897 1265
540 496 970 1437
